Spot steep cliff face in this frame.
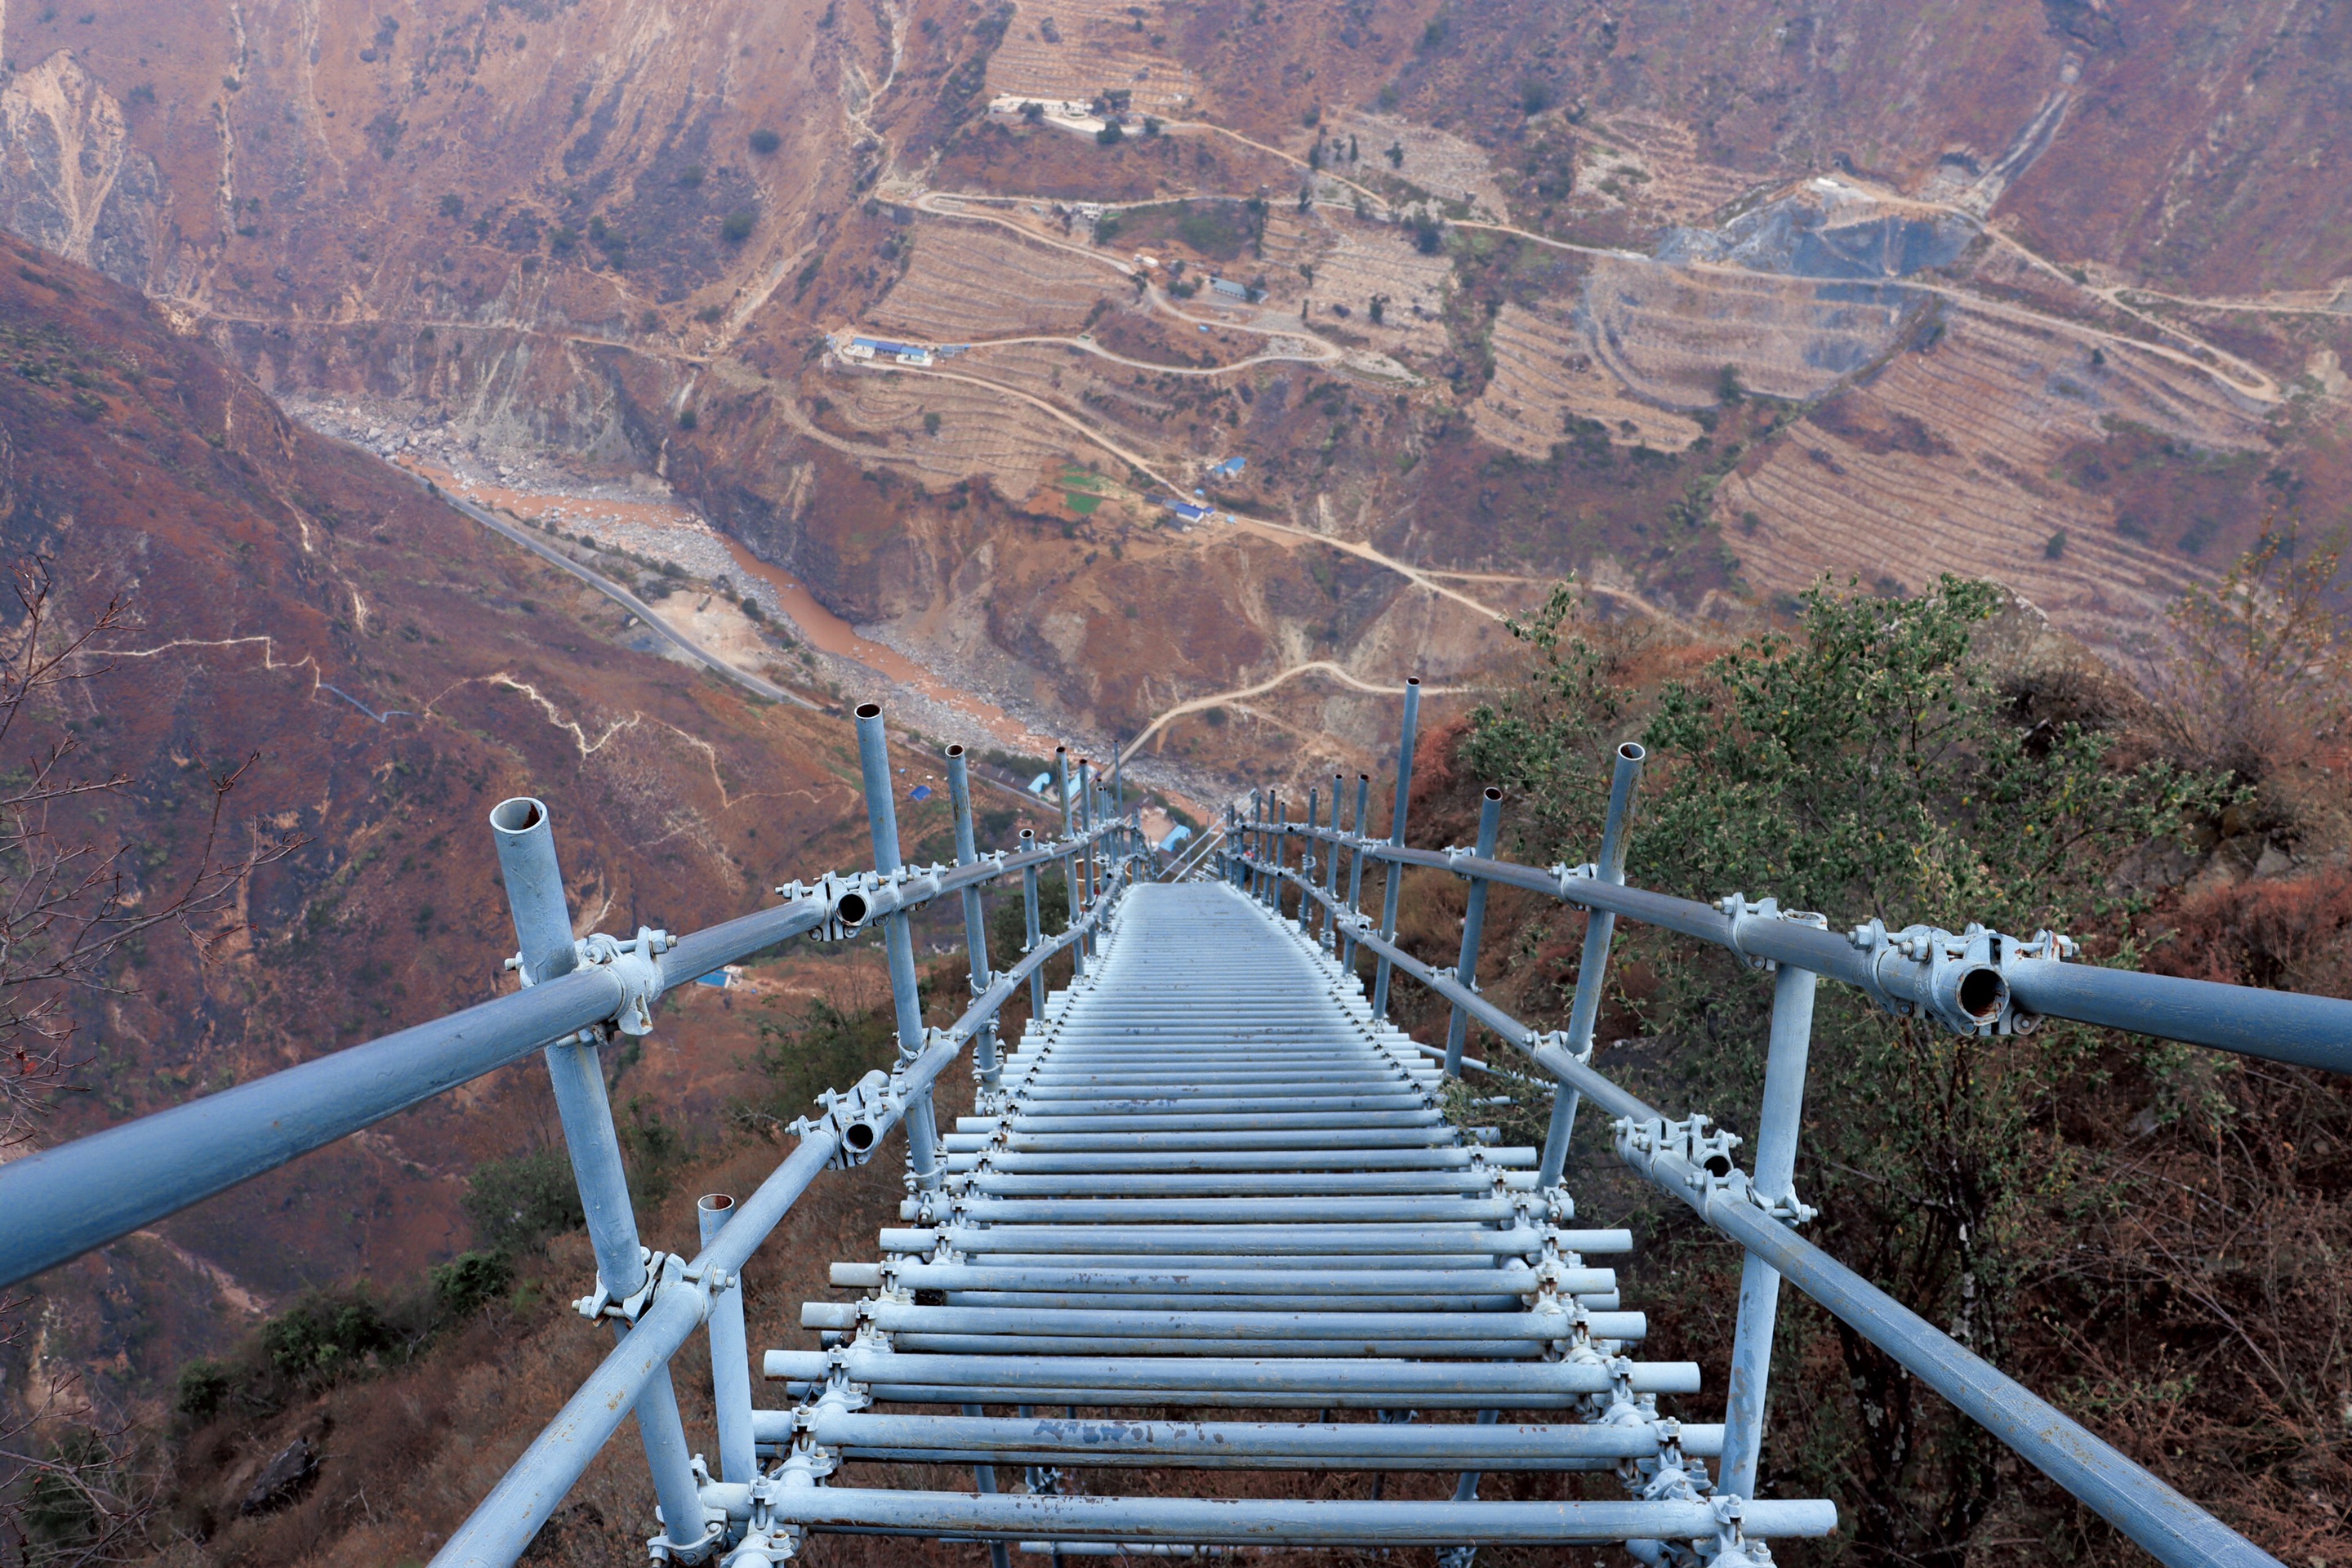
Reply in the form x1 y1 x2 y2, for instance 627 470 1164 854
0 0 2345 806
0 234 866 1409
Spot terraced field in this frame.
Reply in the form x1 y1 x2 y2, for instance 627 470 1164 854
1581 114 1760 225
1715 306 2270 644
985 0 1198 116
816 363 1077 492
866 225 1116 342
1469 302 1705 456
1305 220 1456 350
1333 112 1512 220
1586 257 1916 406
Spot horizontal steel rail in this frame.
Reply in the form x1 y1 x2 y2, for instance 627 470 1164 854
762 1410 1729 1467
1250 855 2292 1568
430 861 1137 1568
0 825 1124 1290
1267 823 2352 1071
758 1490 1838 1544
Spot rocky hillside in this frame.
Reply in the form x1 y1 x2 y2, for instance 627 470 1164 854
3 0 2347 806
0 232 903 1423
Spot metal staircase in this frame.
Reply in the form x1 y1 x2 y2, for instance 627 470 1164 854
2 693 2341 1568
759 881 1818 1560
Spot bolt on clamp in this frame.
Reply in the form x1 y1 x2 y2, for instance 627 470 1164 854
506 925 671 1039
1718 894 1829 971
577 1247 688 1324
1615 1114 1743 1188
776 871 878 942
788 1069 896 1169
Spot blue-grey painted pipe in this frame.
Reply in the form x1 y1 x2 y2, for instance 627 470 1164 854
432 1128 847 1568
1298 791 1316 934
488 799 702 1549
487 797 578 985
1342 773 1370 969
697 1194 756 1487
1443 789 1505 1076
881 1224 1623 1257
1019 830 1047 1018
1371 678 1422 1018
1290 872 2286 1568
1058 751 1085 978
0 816 1113 1290
427 893 1138 1568
965 1400 1015 1568
763 1348 1698 1397
1295 828 2352 1071
1721 962 1817 1501
947 748 1000 1085
778 1410 1723 1466
759 1487 1833 1543
1539 742 1646 1186
804 1301 1645 1342
855 703 938 1187
1316 773 1343 946
1657 1154 2287 1568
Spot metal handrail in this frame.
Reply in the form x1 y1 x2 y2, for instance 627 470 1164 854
1219 799 2323 1568
0 822 1129 1290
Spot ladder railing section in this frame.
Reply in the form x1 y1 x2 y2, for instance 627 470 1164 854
1214 683 2347 1568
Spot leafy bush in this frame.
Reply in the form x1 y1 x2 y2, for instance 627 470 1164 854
429 1250 513 1320
461 1146 585 1256
720 210 756 243
748 127 781 154
1462 576 2238 1562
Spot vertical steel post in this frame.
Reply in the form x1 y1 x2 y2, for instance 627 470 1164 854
1076 759 1098 958
1247 791 1264 902
1442 788 1505 1078
696 1193 756 1486
1371 678 1423 1020
1299 790 1318 936
963 1401 1013 1568
1316 772 1343 948
1055 750 1084 979
1539 742 1647 1187
1341 773 1370 971
1268 798 1285 918
1018 829 1047 1018
947 747 1001 1095
1722 958 1820 1499
487 798 706 1554
854 703 940 1191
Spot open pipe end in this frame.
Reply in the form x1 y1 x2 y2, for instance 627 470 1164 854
1617 742 1647 764
699 1192 736 1215
1483 786 1503 802
833 889 871 928
855 701 883 720
946 743 965 758
843 1120 879 1154
1406 676 1422 688
1957 966 2007 1023
488 795 546 837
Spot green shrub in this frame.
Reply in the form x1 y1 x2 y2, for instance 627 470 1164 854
430 1250 514 1320
748 127 782 154
461 1146 585 1256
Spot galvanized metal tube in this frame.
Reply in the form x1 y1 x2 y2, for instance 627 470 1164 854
1315 773 1342 947
1721 961 1818 1500
760 1487 1832 1543
966 1400 1015 1568
776 1410 1721 1467
1077 759 1096 949
764 1348 1698 1397
1019 830 1047 1018
488 800 704 1551
1058 751 1085 978
1539 742 1646 1187
856 703 939 1188
432 1129 847 1568
1372 679 1422 1018
696 1194 756 1487
1299 790 1317 935
1638 1149 2286 1568
1341 773 1370 970
488 797 580 985
1443 788 1505 1076
947 747 1001 1089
